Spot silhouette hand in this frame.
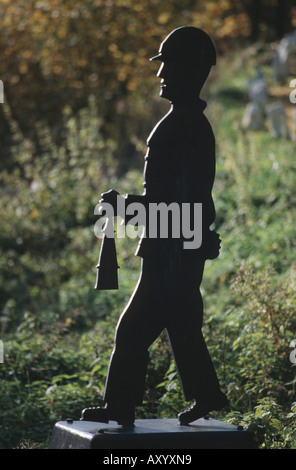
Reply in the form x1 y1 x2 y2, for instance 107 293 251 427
205 231 221 259
99 189 119 209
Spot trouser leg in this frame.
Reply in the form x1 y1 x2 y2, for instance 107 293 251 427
103 261 166 407
167 319 222 402
166 260 222 403
103 255 223 409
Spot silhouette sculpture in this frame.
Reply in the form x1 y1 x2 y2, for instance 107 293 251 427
81 26 228 428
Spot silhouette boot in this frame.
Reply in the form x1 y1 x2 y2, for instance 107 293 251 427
178 392 229 425
81 403 135 428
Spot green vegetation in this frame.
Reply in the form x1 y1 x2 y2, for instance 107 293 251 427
1 14 296 448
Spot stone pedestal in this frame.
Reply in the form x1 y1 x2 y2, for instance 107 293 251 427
49 417 257 450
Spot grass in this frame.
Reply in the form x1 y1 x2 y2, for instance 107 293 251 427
1 46 296 449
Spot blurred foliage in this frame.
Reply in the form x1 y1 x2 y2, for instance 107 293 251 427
227 398 296 449
1 0 296 450
1 0 295 173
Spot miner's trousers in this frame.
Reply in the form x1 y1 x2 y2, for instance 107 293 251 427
103 254 222 408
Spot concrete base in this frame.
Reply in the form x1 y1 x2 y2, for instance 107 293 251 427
49 417 257 449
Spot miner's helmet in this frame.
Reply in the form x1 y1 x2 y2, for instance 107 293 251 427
150 26 216 66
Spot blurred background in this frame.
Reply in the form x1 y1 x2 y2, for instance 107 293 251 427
1 0 296 449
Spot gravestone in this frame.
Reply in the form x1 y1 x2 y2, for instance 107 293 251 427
242 70 267 131
247 69 268 109
273 30 296 83
242 102 265 130
266 102 290 139
49 26 256 449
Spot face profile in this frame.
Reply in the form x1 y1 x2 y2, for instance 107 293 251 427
156 60 211 103
157 61 184 102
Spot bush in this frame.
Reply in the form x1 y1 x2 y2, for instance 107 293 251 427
1 47 296 449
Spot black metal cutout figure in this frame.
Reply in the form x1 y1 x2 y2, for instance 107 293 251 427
81 27 228 428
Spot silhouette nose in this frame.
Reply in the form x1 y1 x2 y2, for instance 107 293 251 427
157 63 176 82
157 63 164 78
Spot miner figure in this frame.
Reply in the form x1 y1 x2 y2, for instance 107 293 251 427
81 26 228 427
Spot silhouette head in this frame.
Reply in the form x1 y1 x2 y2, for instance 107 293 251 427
150 26 216 66
150 27 216 103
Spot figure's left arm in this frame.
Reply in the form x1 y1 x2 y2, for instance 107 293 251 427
193 123 220 259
